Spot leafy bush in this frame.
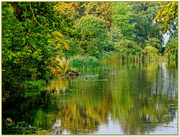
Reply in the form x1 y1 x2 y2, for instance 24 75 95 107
115 39 143 55
63 36 82 57
84 56 98 68
27 80 46 90
145 38 162 52
104 24 123 52
164 40 178 60
144 46 159 55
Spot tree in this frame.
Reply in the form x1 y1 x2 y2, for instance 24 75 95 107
75 15 108 58
154 2 178 34
144 46 159 56
145 38 162 53
112 2 135 40
104 24 123 52
130 2 163 48
164 40 178 60
2 2 70 93
115 39 143 55
83 2 114 28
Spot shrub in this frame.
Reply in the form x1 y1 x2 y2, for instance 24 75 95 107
145 38 162 52
164 40 178 60
144 46 159 55
115 39 143 55
50 57 75 76
27 80 46 90
144 46 159 61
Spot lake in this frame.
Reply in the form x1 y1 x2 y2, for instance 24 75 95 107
2 61 178 135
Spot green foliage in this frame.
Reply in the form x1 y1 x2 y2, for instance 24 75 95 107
130 2 163 48
42 71 52 80
75 15 108 58
154 2 178 34
63 37 82 57
115 39 143 55
145 38 162 52
2 1 177 96
112 2 164 48
164 40 178 60
144 46 159 55
2 2 70 93
27 80 46 90
104 24 123 52
69 56 98 68
83 2 114 28
112 2 135 40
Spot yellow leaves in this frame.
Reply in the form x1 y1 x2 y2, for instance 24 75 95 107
154 2 178 33
36 131 49 135
62 41 70 50
52 31 63 38
54 2 77 19
167 2 172 7
6 118 12 122
54 2 71 15
83 2 113 27
6 118 13 126
48 31 70 50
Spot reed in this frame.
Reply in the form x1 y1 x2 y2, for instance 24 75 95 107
98 52 166 63
69 55 98 68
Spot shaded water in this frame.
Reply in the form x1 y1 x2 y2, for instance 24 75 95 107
2 61 178 135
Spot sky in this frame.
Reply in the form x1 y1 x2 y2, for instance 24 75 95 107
163 33 170 47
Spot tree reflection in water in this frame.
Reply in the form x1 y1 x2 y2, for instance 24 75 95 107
2 62 177 135
110 62 177 134
51 91 112 134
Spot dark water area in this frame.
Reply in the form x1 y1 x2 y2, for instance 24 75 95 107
2 61 178 135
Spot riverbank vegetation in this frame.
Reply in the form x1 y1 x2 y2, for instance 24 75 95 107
2 2 178 96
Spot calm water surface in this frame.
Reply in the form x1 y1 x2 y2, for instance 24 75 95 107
2 62 178 135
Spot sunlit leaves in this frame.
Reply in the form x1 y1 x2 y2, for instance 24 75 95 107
154 2 178 33
47 31 70 51
53 2 76 19
2 2 73 93
144 46 159 56
83 2 113 28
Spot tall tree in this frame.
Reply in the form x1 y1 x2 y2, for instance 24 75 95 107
112 2 135 40
2 2 70 93
75 15 108 58
130 2 163 48
83 2 114 28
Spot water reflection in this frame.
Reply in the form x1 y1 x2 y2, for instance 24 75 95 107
110 62 177 134
2 62 178 135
